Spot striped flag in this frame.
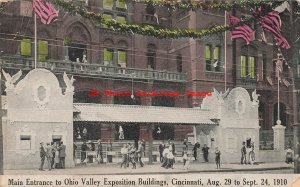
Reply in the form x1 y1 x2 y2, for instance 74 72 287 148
259 11 290 49
229 15 254 44
266 76 273 86
32 0 59 24
282 78 291 87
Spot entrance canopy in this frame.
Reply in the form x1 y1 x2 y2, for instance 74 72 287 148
73 103 216 125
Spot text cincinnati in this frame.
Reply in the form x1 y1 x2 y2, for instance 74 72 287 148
88 89 212 97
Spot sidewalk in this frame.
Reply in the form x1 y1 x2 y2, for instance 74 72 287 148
4 162 294 175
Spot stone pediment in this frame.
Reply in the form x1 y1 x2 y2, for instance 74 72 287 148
4 68 73 123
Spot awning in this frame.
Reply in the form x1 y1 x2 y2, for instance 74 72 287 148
73 103 216 125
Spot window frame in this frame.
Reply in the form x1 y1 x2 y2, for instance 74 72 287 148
21 38 32 57
117 50 127 67
205 45 222 72
103 48 114 66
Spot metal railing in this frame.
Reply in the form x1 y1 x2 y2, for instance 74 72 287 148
0 55 187 82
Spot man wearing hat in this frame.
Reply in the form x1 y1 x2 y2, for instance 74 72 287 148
39 142 47 171
97 139 103 164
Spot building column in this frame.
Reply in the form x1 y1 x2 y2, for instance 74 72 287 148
139 124 153 164
272 121 286 159
100 124 113 142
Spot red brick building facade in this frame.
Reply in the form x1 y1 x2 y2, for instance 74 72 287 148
0 0 295 146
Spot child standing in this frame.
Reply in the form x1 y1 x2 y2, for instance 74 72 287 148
215 147 221 169
183 151 189 170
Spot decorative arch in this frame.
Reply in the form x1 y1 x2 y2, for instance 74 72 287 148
103 38 114 46
147 43 157 52
117 40 128 49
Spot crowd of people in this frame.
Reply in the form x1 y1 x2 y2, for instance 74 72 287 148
158 139 222 169
39 141 66 171
120 141 144 169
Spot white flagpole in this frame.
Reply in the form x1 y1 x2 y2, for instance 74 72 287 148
34 13 37 69
224 10 227 91
278 67 280 123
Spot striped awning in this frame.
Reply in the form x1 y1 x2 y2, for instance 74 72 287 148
73 103 216 125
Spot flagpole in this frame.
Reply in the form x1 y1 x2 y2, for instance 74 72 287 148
224 10 227 91
278 68 280 123
34 13 37 69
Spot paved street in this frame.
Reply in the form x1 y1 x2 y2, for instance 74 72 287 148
4 162 294 175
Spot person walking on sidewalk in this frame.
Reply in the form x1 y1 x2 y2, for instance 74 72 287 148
159 142 165 163
136 141 144 167
59 141 66 169
161 145 170 168
128 143 137 169
120 144 128 168
97 139 103 164
215 147 221 169
39 142 47 171
183 151 189 170
166 149 175 169
241 141 247 165
192 142 200 161
46 143 53 171
202 144 209 162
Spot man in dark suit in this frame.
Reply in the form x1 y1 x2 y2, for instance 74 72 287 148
39 142 47 171
59 141 66 169
159 142 165 163
136 141 144 167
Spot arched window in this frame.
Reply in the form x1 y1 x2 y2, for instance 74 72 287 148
240 45 257 78
177 55 183 73
147 44 156 69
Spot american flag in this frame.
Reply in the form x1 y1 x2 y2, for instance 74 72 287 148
229 15 255 44
32 0 59 24
259 11 290 49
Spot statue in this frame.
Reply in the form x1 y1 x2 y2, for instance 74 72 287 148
251 89 260 106
63 72 75 93
119 126 124 140
2 69 22 90
82 54 87 64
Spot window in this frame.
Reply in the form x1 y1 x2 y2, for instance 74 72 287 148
214 46 221 72
21 39 31 56
249 56 255 78
205 45 211 71
38 40 48 61
20 135 31 150
177 55 182 73
104 48 113 65
241 56 247 77
241 55 256 78
118 50 126 67
103 0 113 10
147 53 155 69
116 0 127 10
205 45 222 72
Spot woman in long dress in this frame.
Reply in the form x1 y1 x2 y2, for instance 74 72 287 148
54 142 60 168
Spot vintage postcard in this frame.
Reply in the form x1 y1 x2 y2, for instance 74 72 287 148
0 0 299 187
